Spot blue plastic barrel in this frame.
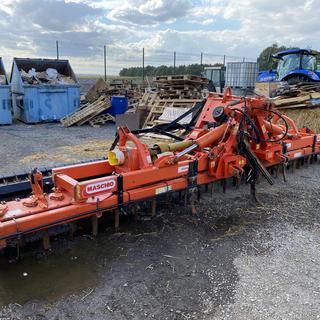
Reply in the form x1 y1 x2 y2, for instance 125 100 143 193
110 96 128 116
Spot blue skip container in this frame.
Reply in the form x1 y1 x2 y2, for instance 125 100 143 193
0 58 12 125
11 58 80 123
110 96 128 116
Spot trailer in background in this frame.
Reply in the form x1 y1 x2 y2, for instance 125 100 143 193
10 58 80 123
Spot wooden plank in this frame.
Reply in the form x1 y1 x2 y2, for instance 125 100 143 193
273 95 311 107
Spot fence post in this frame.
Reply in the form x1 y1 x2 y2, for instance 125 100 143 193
104 45 107 82
142 47 145 81
200 52 203 67
56 40 59 60
243 57 246 62
223 55 226 66
173 51 176 75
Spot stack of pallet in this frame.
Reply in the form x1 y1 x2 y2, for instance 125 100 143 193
153 75 208 99
271 83 320 132
60 95 114 127
272 83 320 110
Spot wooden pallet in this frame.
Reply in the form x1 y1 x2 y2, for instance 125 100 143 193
89 113 115 127
153 74 208 83
60 96 110 127
143 99 201 128
137 91 159 110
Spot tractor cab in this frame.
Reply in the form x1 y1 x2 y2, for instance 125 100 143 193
258 49 320 84
202 66 226 93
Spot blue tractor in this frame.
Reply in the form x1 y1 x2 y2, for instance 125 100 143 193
257 49 320 84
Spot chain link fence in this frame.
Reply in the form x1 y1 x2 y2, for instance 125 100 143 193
2 40 256 77
105 46 257 78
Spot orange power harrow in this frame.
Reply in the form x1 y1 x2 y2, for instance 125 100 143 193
1 88 320 251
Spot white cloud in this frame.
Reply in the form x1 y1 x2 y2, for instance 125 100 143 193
0 0 319 74
107 0 191 25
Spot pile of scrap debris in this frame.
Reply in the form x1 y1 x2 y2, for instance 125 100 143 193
61 75 208 130
20 68 76 85
0 75 6 85
61 78 140 128
272 83 320 131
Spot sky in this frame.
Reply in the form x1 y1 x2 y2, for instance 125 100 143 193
0 0 319 75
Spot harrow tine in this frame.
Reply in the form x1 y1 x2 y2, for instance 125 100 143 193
273 165 279 178
16 242 20 260
190 191 197 215
16 236 26 259
281 163 287 182
42 230 51 251
184 190 188 208
133 204 139 222
250 182 261 205
69 222 77 240
151 198 157 217
269 166 274 176
115 209 120 232
291 160 295 173
305 155 310 168
211 183 216 197
166 193 173 208
221 179 226 193
91 215 98 237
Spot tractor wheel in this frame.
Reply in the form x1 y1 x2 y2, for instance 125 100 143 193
286 75 311 85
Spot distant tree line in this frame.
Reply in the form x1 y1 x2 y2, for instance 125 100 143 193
119 63 223 77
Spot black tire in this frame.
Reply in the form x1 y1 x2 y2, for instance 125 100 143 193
286 75 311 85
206 80 216 92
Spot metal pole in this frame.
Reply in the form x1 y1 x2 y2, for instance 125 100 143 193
243 57 246 62
173 51 176 75
142 47 145 81
200 52 203 66
56 40 59 60
223 55 226 66
104 45 107 81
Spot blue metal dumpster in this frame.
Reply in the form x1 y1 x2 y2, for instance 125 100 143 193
10 58 80 123
0 58 12 125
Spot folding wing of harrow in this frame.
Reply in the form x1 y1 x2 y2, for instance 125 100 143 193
1 89 319 250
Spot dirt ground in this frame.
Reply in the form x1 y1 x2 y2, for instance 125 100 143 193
0 122 115 175
1 123 320 319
